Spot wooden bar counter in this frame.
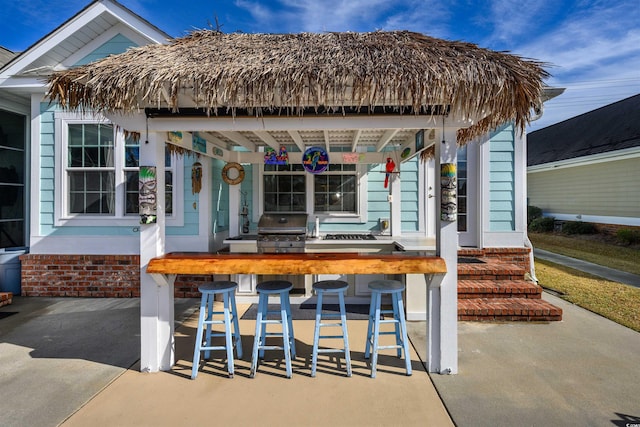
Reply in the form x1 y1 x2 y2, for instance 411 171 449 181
147 251 447 276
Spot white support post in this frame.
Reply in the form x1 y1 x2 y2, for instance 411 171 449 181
139 131 174 372
427 125 459 374
228 181 241 237
389 170 402 237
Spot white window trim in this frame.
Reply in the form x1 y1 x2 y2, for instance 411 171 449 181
256 163 368 223
54 111 183 227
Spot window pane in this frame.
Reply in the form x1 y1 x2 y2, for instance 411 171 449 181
314 172 357 213
0 220 25 247
68 171 115 215
68 125 83 146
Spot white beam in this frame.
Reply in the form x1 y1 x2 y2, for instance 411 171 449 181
323 130 330 151
375 129 400 152
218 131 256 151
148 114 478 132
351 129 362 152
287 130 306 151
254 130 281 151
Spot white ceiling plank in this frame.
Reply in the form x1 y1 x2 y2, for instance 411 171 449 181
218 131 256 151
254 131 281 151
287 130 306 151
375 129 400 152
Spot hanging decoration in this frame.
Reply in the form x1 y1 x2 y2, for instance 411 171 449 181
191 161 203 194
222 162 245 185
139 166 157 224
302 146 329 174
440 163 457 221
384 157 396 188
264 145 289 165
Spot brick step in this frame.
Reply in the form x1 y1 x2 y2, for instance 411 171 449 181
458 259 526 281
0 292 13 307
458 298 563 321
458 280 542 299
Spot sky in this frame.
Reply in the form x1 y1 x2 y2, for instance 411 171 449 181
1 0 639 131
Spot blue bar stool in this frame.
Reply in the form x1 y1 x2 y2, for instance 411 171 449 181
250 280 296 378
364 279 412 378
191 281 243 379
311 280 352 377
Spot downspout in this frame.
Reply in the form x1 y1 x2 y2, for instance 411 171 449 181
523 87 566 283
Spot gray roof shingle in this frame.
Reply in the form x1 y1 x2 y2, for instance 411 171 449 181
527 94 640 166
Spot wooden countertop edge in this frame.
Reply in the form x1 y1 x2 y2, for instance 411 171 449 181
147 252 447 275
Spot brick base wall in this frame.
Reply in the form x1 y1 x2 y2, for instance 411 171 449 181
20 248 532 298
19 254 211 298
458 247 531 272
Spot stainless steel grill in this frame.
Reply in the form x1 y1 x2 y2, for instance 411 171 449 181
257 213 309 253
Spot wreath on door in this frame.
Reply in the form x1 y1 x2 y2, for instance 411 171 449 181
222 162 245 185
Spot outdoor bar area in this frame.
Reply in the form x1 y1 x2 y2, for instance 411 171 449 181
46 30 548 377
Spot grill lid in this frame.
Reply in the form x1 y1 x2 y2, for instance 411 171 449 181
258 213 309 235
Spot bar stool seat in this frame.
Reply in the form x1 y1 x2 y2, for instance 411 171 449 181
191 281 243 379
365 279 412 378
311 280 352 377
250 280 296 378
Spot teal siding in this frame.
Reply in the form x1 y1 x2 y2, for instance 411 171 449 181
39 104 56 235
74 34 137 65
365 162 391 232
168 154 199 236
400 158 420 232
489 123 515 231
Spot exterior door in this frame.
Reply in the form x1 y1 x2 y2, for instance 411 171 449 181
457 143 478 247
0 110 26 249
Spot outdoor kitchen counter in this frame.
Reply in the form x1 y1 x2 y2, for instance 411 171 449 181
147 251 446 276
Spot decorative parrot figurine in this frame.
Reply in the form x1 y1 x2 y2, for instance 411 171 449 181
384 157 395 188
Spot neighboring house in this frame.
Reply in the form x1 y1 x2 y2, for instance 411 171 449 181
527 94 640 229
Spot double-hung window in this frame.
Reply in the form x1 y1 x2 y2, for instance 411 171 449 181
261 162 365 221
55 113 180 226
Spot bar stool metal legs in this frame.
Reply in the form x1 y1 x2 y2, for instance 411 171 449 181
250 280 296 378
365 279 412 378
191 281 243 379
311 280 352 377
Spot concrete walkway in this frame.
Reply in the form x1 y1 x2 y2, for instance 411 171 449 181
534 248 640 287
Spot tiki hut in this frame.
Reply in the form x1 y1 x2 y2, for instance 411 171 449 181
47 30 549 146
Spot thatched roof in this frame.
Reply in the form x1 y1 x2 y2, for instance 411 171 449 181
47 30 549 144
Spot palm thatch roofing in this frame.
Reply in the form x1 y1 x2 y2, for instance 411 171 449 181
47 30 549 145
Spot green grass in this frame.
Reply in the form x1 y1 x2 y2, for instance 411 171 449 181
534 259 640 332
529 232 640 275
529 231 640 332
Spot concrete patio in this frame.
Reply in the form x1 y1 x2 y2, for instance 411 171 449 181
1 292 639 426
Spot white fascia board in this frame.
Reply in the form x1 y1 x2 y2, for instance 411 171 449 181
0 4 110 80
102 0 171 44
147 115 477 132
1 0 169 81
528 146 640 173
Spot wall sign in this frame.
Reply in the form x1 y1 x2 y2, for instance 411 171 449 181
264 146 289 165
302 146 329 174
440 163 457 221
139 166 157 224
